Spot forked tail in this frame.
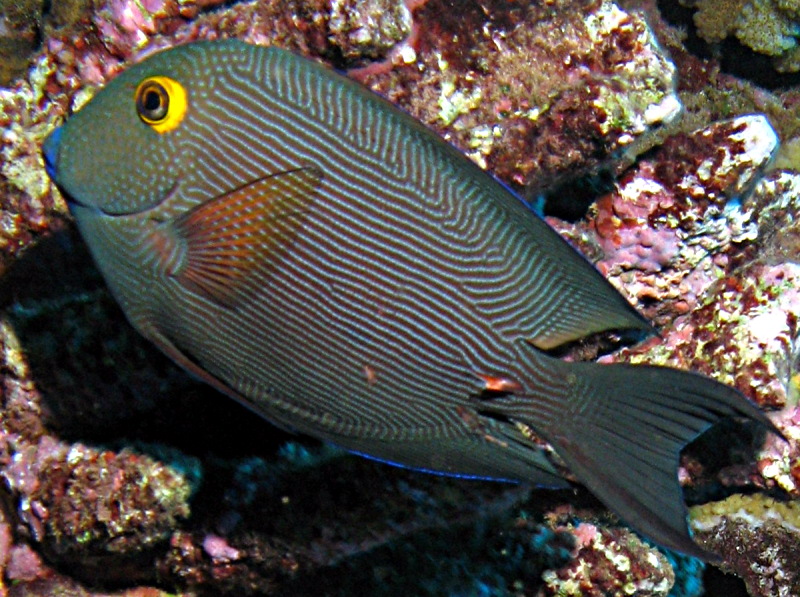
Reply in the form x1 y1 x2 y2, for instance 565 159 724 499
486 359 779 560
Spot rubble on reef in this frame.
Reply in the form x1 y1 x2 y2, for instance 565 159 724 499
539 523 675 597
1 0 800 595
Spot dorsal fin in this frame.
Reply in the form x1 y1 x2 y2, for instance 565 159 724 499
171 167 322 307
520 216 654 350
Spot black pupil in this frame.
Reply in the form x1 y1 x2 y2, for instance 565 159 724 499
138 82 168 120
144 89 162 111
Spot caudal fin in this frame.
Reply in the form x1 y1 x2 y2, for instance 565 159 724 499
485 360 779 560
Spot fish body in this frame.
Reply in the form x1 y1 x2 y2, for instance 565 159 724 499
43 40 775 559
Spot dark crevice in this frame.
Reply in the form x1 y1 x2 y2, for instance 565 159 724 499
540 327 650 361
540 169 618 222
702 566 749 597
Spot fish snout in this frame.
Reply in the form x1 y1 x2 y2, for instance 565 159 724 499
42 126 62 180
42 127 90 210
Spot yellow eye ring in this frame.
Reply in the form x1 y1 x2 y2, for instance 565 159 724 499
134 76 187 134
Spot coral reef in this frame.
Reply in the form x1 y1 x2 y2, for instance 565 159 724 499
0 281 198 586
683 0 800 73
0 0 799 594
0 0 43 85
691 494 800 596
327 0 412 62
0 54 69 275
592 170 800 498
3 439 192 558
363 0 681 191
539 523 675 596
585 114 778 325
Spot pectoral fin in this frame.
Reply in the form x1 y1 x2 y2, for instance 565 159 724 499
170 167 322 307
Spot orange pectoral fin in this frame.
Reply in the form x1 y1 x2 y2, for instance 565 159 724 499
171 166 322 307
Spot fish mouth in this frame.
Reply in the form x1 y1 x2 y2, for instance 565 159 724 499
64 195 93 210
41 126 183 218
59 182 180 218
95 178 183 218
57 185 97 212
98 148 186 217
44 125 184 218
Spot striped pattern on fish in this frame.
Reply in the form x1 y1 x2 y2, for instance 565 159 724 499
43 40 779 560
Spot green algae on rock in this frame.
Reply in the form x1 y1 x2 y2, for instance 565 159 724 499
684 0 800 73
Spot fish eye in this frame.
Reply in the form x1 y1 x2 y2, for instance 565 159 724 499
134 76 188 134
137 81 169 121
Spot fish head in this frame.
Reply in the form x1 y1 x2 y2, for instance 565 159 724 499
43 41 252 217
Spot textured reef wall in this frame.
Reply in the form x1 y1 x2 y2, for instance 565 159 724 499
680 0 800 73
1 0 800 595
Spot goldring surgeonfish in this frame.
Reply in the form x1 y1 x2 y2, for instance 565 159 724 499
42 39 776 560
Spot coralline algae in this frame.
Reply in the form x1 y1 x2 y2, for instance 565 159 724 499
587 114 778 324
1 0 799 595
540 524 675 597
